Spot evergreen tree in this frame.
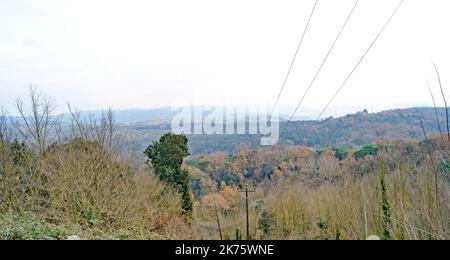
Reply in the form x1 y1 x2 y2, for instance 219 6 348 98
144 133 193 215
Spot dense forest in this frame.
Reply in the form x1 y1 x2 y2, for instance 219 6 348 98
187 139 450 239
120 107 447 155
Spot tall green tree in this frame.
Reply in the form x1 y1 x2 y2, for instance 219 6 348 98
380 161 391 240
144 133 192 215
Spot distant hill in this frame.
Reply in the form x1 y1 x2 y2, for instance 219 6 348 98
281 107 443 148
59 107 178 124
58 105 375 124
119 107 446 155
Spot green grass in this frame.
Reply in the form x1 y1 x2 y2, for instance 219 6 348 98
0 213 67 240
0 212 153 240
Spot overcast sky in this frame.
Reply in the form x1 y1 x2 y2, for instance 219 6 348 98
0 0 449 117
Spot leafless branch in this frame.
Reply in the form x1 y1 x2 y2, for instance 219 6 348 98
12 86 58 154
426 78 444 142
0 107 9 142
432 61 450 146
67 104 115 151
418 115 439 211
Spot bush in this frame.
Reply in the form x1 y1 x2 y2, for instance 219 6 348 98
0 139 194 239
332 147 348 160
353 145 379 159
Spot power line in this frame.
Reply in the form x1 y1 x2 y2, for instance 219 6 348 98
316 0 404 120
277 0 360 138
288 0 360 122
267 0 319 123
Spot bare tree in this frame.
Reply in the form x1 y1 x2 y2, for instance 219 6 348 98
0 107 8 142
103 108 115 151
12 86 58 154
67 104 88 141
67 104 115 151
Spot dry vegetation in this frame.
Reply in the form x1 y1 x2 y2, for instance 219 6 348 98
262 162 449 240
1 87 449 240
192 141 450 240
0 88 194 240
191 68 450 240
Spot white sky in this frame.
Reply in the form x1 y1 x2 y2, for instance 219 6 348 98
0 0 449 117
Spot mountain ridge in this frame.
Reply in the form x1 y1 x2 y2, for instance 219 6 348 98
118 107 446 155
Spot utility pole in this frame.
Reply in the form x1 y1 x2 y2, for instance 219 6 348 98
238 184 256 240
214 204 223 240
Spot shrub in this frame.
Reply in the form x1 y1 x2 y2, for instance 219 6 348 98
353 145 379 159
0 139 194 239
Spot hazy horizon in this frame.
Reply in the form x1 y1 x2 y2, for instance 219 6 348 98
1 0 450 118
4 103 435 124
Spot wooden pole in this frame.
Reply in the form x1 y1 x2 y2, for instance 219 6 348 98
238 184 256 240
214 204 223 240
